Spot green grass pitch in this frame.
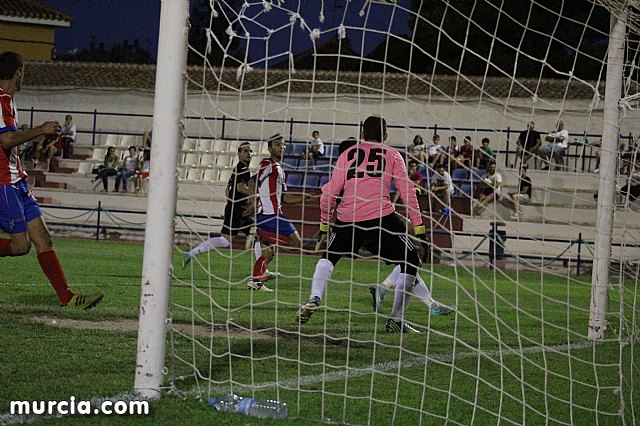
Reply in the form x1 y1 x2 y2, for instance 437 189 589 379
0 238 637 425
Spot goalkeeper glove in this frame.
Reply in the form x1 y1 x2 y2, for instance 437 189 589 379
315 223 329 252
412 225 430 262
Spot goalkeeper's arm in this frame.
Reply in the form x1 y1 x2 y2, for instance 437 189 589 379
315 223 329 252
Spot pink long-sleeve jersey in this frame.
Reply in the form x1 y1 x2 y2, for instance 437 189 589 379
320 140 422 227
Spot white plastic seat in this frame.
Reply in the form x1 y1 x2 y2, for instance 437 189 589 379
196 139 213 152
185 168 203 182
218 169 232 183
91 148 107 160
120 134 137 148
76 162 94 175
212 139 229 154
104 134 121 147
182 138 197 152
200 154 215 168
203 168 218 181
182 152 200 167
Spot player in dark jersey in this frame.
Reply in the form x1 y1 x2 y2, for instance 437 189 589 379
182 142 276 276
0 51 103 309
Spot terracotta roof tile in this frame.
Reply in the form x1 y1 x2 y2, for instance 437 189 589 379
24 61 603 101
0 0 72 23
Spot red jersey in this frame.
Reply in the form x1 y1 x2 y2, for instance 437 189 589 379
256 157 286 215
0 89 26 185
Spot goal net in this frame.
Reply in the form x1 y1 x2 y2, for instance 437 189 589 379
153 0 640 423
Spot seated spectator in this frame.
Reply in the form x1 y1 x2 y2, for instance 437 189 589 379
60 114 76 159
459 136 475 169
392 160 424 203
474 161 502 215
114 146 140 193
500 164 532 220
446 135 463 171
134 148 151 193
515 121 541 169
91 146 120 192
619 136 639 175
430 163 454 216
538 120 568 170
408 134 427 164
308 130 325 163
33 132 62 168
620 169 640 205
475 137 495 170
428 134 446 166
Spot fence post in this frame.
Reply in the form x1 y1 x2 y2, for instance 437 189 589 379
289 117 294 143
29 106 34 128
576 232 582 276
221 115 226 140
505 126 511 167
92 109 98 146
95 201 102 241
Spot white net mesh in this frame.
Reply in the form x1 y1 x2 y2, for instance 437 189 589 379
168 1 639 423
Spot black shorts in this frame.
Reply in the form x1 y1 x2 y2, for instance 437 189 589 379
325 213 420 275
220 203 254 236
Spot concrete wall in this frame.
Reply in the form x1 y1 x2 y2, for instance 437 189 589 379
17 87 640 150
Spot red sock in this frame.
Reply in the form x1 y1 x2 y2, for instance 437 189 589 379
37 250 74 305
252 256 269 280
0 239 11 256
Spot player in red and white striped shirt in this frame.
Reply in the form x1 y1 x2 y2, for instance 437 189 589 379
249 134 310 291
0 52 103 309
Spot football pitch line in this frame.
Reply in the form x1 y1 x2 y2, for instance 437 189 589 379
0 340 596 425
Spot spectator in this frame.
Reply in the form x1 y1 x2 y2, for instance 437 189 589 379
33 132 62 169
538 120 568 170
91 146 119 192
514 121 541 170
430 162 454 216
501 164 532 220
134 148 151 193
427 134 446 166
459 136 475 169
446 135 463 171
114 146 140 193
60 114 76 159
475 137 495 170
392 159 424 203
143 130 152 148
408 134 427 164
619 169 640 205
474 161 502 215
309 130 325 163
619 136 639 175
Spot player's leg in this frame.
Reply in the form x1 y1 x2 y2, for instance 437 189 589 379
250 215 297 290
369 264 401 313
297 220 358 323
412 275 455 316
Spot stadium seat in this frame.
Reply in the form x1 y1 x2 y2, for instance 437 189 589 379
315 159 331 173
120 134 137 147
200 154 215 168
212 139 229 154
286 173 303 188
203 168 218 181
304 174 320 188
458 182 473 197
319 174 330 187
328 145 340 159
91 148 107 161
292 143 308 157
197 139 214 153
183 152 200 167
218 169 233 183
298 159 314 169
283 158 298 170
185 167 203 182
103 134 121 147
452 168 469 181
76 162 94 175
182 138 197 152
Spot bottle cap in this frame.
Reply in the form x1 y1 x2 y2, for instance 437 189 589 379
208 397 218 407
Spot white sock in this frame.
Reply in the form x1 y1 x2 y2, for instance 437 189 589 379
389 272 416 321
379 265 401 300
310 258 334 300
189 236 230 257
254 240 262 260
412 275 434 307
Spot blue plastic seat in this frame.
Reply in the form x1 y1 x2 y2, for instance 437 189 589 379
452 168 469 181
283 158 298 171
304 174 320 188
286 173 303 188
319 174 330 187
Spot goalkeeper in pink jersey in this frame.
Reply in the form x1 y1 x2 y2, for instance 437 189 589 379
296 116 432 333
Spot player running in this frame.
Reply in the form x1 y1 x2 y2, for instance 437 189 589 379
0 51 103 309
249 134 310 291
297 115 433 333
182 142 275 281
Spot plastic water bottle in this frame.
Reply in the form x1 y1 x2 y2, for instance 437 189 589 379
209 394 288 419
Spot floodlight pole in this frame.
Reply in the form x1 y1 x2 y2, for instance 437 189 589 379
588 10 626 341
134 0 189 398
